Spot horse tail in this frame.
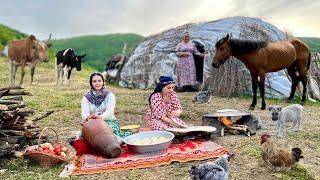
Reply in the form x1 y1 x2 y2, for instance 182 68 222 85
307 51 311 70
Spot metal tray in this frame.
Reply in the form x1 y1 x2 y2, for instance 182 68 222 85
124 131 174 154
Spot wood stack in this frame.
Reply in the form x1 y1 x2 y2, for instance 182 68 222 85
0 86 54 157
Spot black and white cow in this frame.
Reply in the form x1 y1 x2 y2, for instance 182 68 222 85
55 48 86 85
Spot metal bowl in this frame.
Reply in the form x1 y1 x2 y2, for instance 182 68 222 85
124 131 175 153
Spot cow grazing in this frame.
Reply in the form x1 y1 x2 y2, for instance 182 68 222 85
55 48 86 85
8 34 52 85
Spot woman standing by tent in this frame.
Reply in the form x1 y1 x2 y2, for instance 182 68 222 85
176 31 205 91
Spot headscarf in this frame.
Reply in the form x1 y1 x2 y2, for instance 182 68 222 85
85 88 109 108
148 76 175 105
85 72 109 108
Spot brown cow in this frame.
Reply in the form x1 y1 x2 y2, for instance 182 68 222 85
8 34 52 85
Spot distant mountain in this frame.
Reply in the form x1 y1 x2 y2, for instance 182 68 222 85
299 37 320 52
51 34 144 71
0 24 26 50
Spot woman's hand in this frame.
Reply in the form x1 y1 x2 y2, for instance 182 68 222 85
179 52 189 57
170 109 182 117
82 114 102 124
179 123 188 128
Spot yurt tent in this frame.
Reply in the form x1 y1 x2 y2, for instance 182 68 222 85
120 16 320 100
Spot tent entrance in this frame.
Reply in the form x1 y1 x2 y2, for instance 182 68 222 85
193 41 205 83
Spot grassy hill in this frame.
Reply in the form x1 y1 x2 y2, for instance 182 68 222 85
299 37 320 52
0 24 26 51
51 34 144 71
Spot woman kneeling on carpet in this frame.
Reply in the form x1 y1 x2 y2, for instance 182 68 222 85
146 76 188 130
81 72 131 138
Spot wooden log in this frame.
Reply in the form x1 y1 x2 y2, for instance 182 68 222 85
0 111 14 120
7 104 25 110
0 90 10 98
0 130 25 136
1 124 27 131
3 96 23 101
0 104 8 111
5 91 33 96
0 86 23 91
32 110 54 121
0 100 23 105
0 136 25 144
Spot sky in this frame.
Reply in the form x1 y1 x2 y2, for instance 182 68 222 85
1 0 319 40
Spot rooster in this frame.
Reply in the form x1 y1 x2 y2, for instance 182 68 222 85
260 134 303 171
189 153 234 180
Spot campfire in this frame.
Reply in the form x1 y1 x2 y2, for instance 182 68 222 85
218 116 250 137
0 86 54 157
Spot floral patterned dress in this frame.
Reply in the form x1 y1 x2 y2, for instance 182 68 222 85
146 91 186 130
176 41 201 88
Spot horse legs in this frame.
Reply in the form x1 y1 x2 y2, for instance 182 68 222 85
287 66 299 102
300 70 308 104
258 74 266 110
249 74 258 110
30 66 35 85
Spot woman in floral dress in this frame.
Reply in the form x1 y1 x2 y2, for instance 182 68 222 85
146 76 188 130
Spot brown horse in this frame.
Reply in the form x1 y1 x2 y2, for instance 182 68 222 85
212 34 310 110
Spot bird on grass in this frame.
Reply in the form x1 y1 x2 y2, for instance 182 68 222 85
189 153 234 180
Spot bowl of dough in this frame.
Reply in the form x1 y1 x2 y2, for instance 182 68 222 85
124 131 175 153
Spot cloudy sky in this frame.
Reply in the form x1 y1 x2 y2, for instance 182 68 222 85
1 0 319 39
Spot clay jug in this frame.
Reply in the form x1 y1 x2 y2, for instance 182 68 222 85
82 119 121 158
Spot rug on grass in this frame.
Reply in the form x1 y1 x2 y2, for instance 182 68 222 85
71 139 229 175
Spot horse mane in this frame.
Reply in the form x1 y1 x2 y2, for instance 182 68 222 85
229 39 268 55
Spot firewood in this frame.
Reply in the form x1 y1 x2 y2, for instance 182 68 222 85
31 110 54 121
0 90 10 98
1 124 27 131
0 111 14 120
0 136 25 144
7 104 25 110
0 100 23 105
5 91 33 96
0 130 25 136
0 105 8 111
0 86 23 91
2 96 23 101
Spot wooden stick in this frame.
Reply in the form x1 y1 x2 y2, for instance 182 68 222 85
0 111 14 120
0 86 23 91
7 104 25 110
5 91 33 96
2 96 23 101
0 100 23 105
0 130 25 136
32 110 54 121
0 90 10 98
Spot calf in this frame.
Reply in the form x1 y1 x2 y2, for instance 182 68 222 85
55 48 86 85
8 34 52 85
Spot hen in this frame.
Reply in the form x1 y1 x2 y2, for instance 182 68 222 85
260 134 303 171
189 153 234 180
